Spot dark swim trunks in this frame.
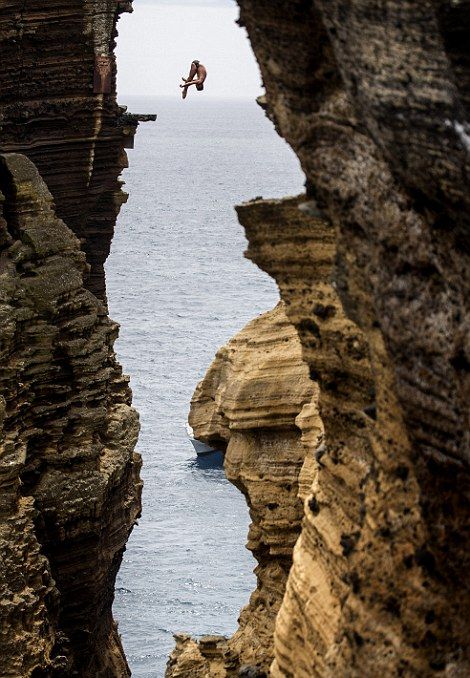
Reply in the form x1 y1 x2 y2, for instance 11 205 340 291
196 83 204 91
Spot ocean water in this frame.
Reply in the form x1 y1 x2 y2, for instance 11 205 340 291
107 96 304 677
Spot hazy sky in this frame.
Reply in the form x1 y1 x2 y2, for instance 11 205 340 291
116 0 263 98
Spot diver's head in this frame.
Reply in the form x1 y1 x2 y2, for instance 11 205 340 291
192 60 200 67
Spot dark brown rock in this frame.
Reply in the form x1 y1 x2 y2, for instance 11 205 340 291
0 0 155 303
234 2 470 674
0 152 142 676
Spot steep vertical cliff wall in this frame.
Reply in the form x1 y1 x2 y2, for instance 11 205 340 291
0 0 140 301
238 196 423 676
169 1 469 676
0 2 145 676
193 304 315 674
167 304 317 677
0 153 142 677
235 1 469 673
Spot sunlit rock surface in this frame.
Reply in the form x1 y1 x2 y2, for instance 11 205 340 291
170 0 469 674
235 0 470 671
167 304 317 676
239 196 420 677
1 0 468 675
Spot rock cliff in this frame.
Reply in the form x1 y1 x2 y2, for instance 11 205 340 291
170 1 469 676
167 304 318 677
1 0 468 676
0 2 146 676
0 153 141 676
0 0 149 302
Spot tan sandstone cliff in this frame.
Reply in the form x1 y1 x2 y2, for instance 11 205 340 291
168 1 469 676
167 303 317 677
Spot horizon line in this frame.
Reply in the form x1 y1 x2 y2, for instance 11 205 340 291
119 92 263 97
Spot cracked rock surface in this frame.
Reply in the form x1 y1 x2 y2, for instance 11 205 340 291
0 0 138 302
0 153 142 677
0 2 143 675
167 304 316 677
168 1 469 675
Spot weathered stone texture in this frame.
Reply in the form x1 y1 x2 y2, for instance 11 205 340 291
0 0 137 301
237 0 469 469
234 1 470 675
168 304 317 677
170 1 469 676
238 197 428 677
0 2 146 675
0 153 141 676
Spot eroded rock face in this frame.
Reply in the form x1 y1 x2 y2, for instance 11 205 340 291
0 0 137 301
237 0 469 468
0 3 145 674
239 196 424 676
168 304 317 677
171 1 469 675
0 156 141 676
234 1 469 675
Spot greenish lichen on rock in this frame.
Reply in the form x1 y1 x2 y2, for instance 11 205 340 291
0 153 142 676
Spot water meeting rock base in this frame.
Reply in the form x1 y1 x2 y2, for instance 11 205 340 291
0 2 144 676
0 1 468 677
0 153 141 676
167 1 469 676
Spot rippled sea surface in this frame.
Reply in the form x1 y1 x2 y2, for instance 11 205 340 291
107 96 304 677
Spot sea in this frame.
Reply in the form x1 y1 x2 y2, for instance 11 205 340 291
107 95 304 677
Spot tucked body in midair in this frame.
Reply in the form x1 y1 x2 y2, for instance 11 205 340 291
180 60 207 99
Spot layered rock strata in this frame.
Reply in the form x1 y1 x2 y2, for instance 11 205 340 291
171 1 469 675
167 304 317 677
0 1 145 675
0 153 142 676
0 0 155 301
234 0 469 672
239 196 420 677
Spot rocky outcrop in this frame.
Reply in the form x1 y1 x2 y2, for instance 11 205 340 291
171 1 469 675
0 2 146 675
241 1 469 674
0 153 142 676
0 0 155 302
234 0 469 673
167 304 317 676
239 196 421 676
166 635 228 678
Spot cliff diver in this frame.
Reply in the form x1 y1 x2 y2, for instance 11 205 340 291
180 60 207 99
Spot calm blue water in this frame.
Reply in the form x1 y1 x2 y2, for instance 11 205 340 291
107 96 304 677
